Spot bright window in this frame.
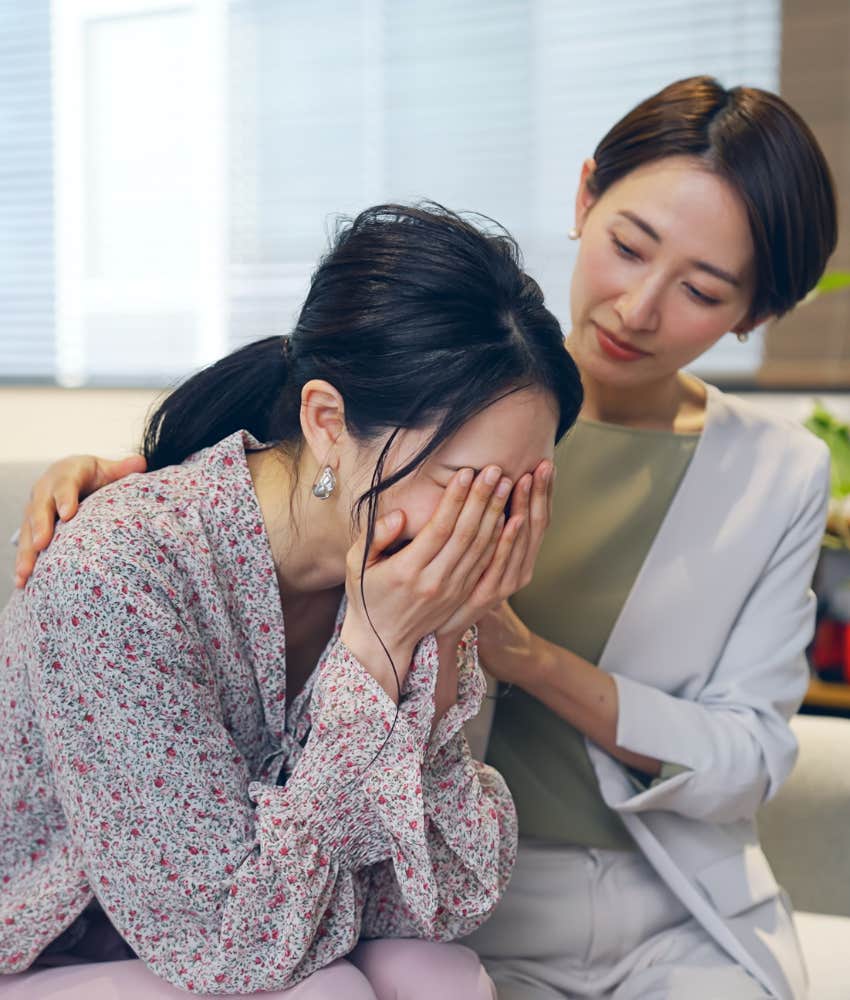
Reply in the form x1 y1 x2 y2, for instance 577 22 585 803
0 0 780 385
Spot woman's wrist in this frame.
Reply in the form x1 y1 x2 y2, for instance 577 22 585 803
518 632 562 699
339 618 414 703
497 625 546 695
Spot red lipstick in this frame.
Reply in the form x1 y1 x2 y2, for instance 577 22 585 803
594 323 650 362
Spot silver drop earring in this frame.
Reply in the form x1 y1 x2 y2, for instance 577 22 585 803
736 332 750 344
568 227 580 240
311 465 336 500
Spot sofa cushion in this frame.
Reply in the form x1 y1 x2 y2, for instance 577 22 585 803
760 715 850 918
0 462 49 608
795 911 850 1000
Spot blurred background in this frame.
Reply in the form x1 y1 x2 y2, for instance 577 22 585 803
2 0 850 706
3 0 848 463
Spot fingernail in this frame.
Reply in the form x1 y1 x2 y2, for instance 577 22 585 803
458 469 474 488
495 477 512 498
387 510 402 528
484 466 501 486
58 504 71 519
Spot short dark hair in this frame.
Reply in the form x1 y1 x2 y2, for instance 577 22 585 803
587 76 838 322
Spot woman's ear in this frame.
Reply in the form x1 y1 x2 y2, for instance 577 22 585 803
300 379 346 469
573 157 598 236
731 313 769 338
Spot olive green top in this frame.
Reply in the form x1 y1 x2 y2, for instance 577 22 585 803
486 417 700 848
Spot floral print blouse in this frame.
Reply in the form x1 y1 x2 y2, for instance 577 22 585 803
0 431 517 992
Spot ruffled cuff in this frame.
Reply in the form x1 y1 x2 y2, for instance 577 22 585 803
396 628 486 757
250 638 454 926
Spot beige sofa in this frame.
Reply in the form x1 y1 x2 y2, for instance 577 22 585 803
2 461 850 996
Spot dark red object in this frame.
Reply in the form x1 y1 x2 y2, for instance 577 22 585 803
811 617 850 684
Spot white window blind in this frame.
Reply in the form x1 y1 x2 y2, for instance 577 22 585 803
0 0 55 379
1 0 780 385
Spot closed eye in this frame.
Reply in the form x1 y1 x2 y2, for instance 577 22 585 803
684 283 721 306
612 235 641 261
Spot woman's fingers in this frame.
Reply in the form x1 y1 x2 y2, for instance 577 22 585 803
94 454 147 492
25 456 93 538
474 512 524 598
519 461 554 583
347 509 406 580
493 463 552 599
434 512 521 638
13 452 148 589
460 466 542 615
13 514 39 588
50 483 80 524
402 468 475 569
429 467 511 585
488 474 533 595
366 509 406 565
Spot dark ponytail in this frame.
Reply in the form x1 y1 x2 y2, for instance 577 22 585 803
144 203 583 742
143 203 582 483
143 336 297 470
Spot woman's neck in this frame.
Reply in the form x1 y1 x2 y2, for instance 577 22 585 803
579 369 707 433
246 448 348 600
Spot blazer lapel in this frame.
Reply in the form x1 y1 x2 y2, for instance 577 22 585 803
597 386 754 687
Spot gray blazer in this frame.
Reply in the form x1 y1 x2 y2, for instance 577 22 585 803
467 384 831 1000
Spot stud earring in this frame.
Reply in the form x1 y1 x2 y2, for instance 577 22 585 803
568 227 580 240
311 465 336 500
736 332 749 344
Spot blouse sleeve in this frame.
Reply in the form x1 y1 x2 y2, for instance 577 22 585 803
26 558 514 992
360 630 517 940
22 558 395 992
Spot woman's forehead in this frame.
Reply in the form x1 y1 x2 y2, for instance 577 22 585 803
599 158 755 273
431 390 558 472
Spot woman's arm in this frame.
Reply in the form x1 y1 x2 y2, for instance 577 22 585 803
22 556 429 994
479 602 662 777
361 630 517 940
479 447 831 823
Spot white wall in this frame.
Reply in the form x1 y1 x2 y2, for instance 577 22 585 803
1 387 849 467
0 387 162 463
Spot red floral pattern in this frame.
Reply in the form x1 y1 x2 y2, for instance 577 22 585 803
0 432 516 992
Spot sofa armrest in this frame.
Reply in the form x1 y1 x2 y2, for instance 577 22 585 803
0 462 48 609
759 713 850 917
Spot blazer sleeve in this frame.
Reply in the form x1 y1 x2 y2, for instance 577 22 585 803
604 445 830 824
360 631 517 940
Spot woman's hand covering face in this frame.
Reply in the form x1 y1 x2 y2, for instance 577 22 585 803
339 459 553 700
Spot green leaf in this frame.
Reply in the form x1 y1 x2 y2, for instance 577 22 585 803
805 402 850 499
804 271 850 304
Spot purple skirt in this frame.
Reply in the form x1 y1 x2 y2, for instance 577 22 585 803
34 901 135 967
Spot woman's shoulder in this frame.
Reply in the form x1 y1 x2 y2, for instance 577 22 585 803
707 385 830 480
29 432 257 590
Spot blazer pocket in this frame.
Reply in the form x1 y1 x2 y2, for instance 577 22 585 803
694 844 780 918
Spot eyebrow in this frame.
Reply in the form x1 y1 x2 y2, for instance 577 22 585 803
617 210 742 288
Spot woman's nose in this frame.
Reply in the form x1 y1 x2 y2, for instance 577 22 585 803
614 276 661 333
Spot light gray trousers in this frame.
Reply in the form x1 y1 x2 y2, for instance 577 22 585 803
462 840 772 1000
